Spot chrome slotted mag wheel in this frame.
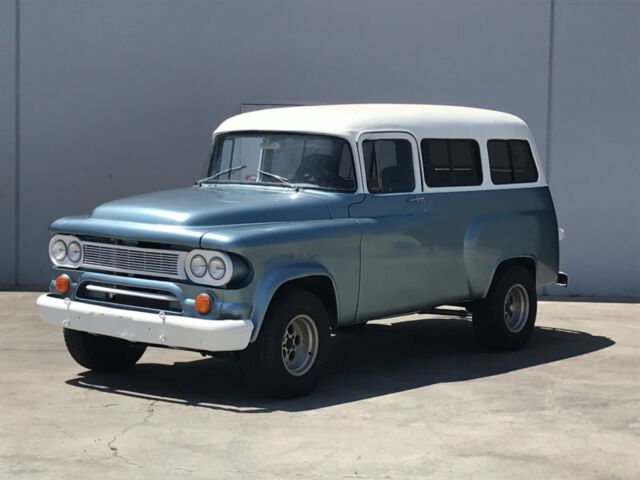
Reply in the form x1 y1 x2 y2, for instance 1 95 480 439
281 314 319 376
503 283 529 333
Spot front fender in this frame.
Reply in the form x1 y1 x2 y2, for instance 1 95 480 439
200 218 362 336
249 264 336 342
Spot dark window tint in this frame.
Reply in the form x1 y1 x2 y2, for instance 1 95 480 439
488 140 539 184
363 139 415 193
487 140 511 184
421 139 482 187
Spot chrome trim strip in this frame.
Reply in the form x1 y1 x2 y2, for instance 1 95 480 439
84 284 179 302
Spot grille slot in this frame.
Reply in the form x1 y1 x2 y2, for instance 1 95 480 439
77 281 183 313
80 242 187 279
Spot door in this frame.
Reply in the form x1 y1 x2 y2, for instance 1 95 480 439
419 138 485 303
348 132 434 321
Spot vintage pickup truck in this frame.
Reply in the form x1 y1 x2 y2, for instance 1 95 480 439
38 104 566 397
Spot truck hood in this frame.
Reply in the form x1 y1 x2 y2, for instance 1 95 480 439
51 185 332 247
90 186 332 226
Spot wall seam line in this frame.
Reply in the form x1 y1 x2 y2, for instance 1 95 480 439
14 0 20 286
544 0 556 184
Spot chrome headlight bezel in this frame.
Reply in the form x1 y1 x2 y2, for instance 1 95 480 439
48 234 83 268
185 249 233 286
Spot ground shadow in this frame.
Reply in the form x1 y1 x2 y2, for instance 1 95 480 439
66 317 614 412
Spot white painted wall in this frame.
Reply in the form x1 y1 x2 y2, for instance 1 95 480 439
0 0 638 297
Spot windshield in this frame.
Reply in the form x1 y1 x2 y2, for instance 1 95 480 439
201 132 357 192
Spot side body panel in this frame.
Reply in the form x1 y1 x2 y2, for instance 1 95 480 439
347 186 558 321
429 185 559 301
464 187 559 295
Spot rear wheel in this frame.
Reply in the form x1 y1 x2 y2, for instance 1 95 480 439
473 265 537 351
63 328 146 372
240 289 330 398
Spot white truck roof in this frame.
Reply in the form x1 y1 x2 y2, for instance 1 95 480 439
215 104 532 141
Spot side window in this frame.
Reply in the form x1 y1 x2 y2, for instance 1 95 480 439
488 140 539 184
363 139 415 193
421 139 482 187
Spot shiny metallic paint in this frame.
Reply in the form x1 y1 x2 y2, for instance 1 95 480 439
48 184 559 342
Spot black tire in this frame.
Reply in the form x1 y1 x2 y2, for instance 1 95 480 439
63 328 146 372
240 288 331 398
473 265 537 351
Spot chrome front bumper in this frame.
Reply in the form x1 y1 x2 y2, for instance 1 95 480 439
37 294 253 352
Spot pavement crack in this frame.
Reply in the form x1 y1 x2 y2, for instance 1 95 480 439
88 402 120 409
107 400 157 468
50 422 76 439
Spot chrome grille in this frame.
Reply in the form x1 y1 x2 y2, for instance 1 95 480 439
80 242 187 279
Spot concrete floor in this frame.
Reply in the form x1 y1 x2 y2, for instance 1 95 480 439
0 292 638 479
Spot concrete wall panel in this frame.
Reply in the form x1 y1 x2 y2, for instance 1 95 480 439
547 0 640 297
5 0 638 296
0 0 17 286
17 0 552 285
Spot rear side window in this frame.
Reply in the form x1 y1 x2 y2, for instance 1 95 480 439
488 140 539 184
421 139 482 187
363 139 415 193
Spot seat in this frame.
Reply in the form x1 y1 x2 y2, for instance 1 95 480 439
380 155 414 193
295 154 339 186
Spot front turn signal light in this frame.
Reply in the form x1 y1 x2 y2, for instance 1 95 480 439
194 293 212 315
55 274 70 294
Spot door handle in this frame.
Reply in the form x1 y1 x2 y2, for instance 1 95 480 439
407 195 426 204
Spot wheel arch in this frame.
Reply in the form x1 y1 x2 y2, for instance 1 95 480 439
481 256 537 299
249 266 338 342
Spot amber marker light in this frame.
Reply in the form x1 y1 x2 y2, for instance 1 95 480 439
55 274 71 294
194 293 212 315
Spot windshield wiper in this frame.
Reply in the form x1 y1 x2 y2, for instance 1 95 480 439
257 170 299 190
197 165 247 185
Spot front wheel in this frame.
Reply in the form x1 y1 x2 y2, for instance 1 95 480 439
240 289 331 398
472 265 537 351
63 328 146 372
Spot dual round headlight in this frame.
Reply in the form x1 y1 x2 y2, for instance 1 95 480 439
49 235 82 266
189 255 226 280
208 257 226 280
186 250 233 286
51 240 67 261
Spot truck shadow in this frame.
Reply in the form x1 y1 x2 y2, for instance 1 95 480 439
65 317 614 412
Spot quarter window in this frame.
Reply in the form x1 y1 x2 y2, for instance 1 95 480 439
488 140 539 184
363 139 415 193
421 139 482 187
